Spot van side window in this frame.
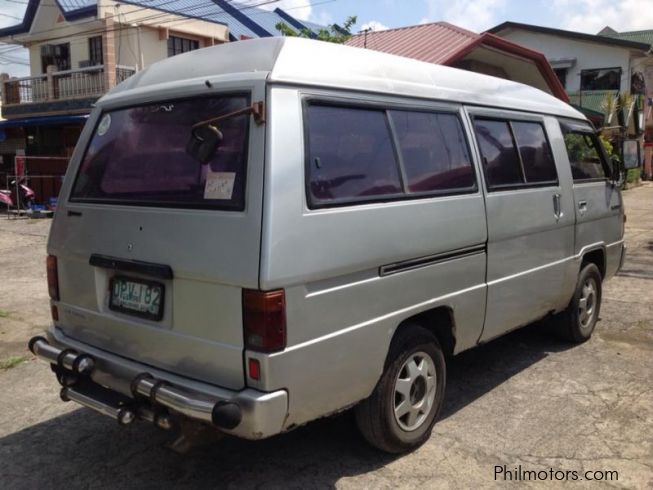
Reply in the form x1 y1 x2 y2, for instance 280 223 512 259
305 103 477 208
511 122 557 183
473 119 523 187
474 118 558 189
389 110 475 192
560 123 607 181
306 105 402 206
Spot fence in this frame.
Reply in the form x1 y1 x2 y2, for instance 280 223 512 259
1 65 136 106
1 155 70 217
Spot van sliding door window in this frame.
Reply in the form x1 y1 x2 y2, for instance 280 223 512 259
511 122 557 184
474 118 558 190
70 95 250 210
473 120 522 188
305 103 476 208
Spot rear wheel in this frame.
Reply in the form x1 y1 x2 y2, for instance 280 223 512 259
555 262 602 342
355 324 446 453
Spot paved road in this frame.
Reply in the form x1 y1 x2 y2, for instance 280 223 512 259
1 184 652 489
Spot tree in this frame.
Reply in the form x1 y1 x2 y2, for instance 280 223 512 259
275 16 357 44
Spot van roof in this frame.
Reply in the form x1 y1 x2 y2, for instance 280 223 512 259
105 37 584 120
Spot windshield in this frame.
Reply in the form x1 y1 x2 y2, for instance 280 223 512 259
70 94 250 210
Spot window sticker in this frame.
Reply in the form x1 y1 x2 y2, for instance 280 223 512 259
97 114 111 136
204 171 236 200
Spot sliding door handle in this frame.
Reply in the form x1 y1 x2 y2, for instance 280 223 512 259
553 193 563 221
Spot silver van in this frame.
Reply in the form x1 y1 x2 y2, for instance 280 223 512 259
30 38 625 453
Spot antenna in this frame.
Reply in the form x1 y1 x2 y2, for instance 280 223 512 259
361 27 372 48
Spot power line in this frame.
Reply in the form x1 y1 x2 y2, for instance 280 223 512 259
0 0 333 71
1 0 329 46
1 0 284 49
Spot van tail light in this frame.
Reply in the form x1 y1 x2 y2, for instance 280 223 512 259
47 255 59 301
242 289 286 353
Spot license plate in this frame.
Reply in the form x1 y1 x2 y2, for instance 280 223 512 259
109 276 164 321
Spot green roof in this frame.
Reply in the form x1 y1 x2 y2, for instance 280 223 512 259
605 29 653 48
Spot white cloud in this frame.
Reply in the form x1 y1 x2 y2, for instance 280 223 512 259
421 0 507 32
312 10 334 27
549 0 653 33
0 1 29 77
258 0 312 21
360 20 389 32
0 0 26 28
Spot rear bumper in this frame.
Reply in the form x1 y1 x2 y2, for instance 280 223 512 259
30 328 288 440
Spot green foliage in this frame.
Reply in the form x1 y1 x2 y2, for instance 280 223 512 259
0 355 27 370
275 15 358 44
599 135 617 159
564 133 598 163
626 168 640 183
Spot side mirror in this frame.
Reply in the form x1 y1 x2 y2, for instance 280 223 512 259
186 124 223 164
610 156 624 185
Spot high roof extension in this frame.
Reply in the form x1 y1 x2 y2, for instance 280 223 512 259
0 0 321 40
105 37 584 120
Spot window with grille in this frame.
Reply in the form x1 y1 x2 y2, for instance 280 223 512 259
167 36 200 57
89 36 103 66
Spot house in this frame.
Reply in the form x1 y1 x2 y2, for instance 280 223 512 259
346 22 568 101
600 27 653 178
488 22 653 178
0 0 318 191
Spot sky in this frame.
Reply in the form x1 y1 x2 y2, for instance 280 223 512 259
2 0 653 77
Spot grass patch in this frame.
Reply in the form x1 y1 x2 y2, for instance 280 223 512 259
0 309 10 318
0 355 28 370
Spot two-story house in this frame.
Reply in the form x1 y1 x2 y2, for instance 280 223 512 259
0 0 319 186
488 22 653 178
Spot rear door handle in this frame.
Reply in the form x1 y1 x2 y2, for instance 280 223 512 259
578 200 588 214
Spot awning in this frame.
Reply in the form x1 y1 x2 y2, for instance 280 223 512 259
570 104 605 128
0 114 88 129
548 57 576 69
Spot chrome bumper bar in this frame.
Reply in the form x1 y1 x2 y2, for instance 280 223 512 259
29 336 241 430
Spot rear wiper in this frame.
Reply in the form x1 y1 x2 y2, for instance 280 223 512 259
186 101 265 164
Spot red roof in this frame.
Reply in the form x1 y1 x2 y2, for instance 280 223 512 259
346 22 568 102
347 22 479 64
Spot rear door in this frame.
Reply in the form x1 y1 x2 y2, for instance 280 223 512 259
559 120 624 278
48 86 266 390
467 109 575 342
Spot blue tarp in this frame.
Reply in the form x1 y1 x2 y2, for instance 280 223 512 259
0 114 88 129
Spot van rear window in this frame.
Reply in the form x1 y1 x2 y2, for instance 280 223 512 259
70 95 250 210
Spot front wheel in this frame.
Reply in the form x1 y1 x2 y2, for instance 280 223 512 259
355 324 446 453
555 262 602 342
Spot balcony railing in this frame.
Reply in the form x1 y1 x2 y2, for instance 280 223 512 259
1 65 136 107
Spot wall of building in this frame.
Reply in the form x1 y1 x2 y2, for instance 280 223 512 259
497 30 633 92
99 1 228 42
18 1 228 76
115 25 213 70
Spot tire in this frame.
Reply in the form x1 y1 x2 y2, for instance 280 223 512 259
555 262 602 343
355 324 446 453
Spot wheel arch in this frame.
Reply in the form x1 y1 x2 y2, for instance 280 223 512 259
581 247 606 278
392 306 457 358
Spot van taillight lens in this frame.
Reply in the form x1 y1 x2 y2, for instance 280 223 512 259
47 255 59 301
242 289 286 353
